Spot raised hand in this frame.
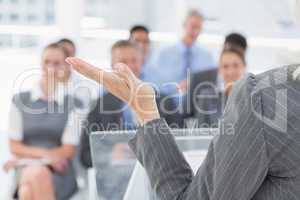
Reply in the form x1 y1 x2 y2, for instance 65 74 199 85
66 57 160 125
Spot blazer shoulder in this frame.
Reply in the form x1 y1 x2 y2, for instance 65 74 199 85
254 64 300 90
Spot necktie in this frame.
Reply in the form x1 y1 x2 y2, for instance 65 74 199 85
177 47 192 113
183 47 192 80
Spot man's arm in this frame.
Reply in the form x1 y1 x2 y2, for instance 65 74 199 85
129 74 270 200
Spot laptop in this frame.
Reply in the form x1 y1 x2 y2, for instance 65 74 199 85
90 128 217 200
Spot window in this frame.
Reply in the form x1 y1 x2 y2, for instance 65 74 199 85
10 0 19 4
20 35 38 47
27 14 37 22
0 34 12 47
9 13 19 22
46 13 54 24
27 0 36 4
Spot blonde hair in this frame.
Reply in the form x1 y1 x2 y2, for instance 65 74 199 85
184 9 204 22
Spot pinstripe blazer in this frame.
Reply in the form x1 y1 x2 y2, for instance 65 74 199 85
129 65 300 200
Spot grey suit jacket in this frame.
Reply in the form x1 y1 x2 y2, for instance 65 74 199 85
129 65 300 200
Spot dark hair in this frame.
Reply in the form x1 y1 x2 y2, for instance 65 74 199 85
221 47 246 66
43 43 69 58
57 38 76 48
111 40 139 53
130 25 149 36
224 33 247 52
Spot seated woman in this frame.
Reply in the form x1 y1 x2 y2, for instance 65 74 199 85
6 43 83 200
183 48 247 127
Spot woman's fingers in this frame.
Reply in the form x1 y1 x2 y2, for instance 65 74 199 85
66 57 106 83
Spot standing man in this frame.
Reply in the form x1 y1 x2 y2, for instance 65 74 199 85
145 9 215 94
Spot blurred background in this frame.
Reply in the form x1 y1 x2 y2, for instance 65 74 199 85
1 0 300 198
1 0 300 128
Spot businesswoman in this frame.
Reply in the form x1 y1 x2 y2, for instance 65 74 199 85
67 57 300 200
183 47 247 126
6 43 82 200
219 48 247 93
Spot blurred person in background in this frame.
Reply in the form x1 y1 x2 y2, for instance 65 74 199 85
224 32 248 55
5 43 83 200
57 38 77 57
129 25 151 69
58 38 94 108
183 47 247 127
144 9 215 94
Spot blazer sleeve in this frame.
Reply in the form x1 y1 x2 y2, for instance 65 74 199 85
128 74 270 200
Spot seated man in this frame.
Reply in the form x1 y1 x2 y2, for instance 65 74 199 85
68 56 300 200
183 48 247 127
80 40 181 169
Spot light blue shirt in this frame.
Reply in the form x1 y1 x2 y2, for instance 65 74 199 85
140 50 154 80
144 41 216 94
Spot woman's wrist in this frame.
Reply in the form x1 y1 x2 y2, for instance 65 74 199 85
135 103 160 125
139 113 161 125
